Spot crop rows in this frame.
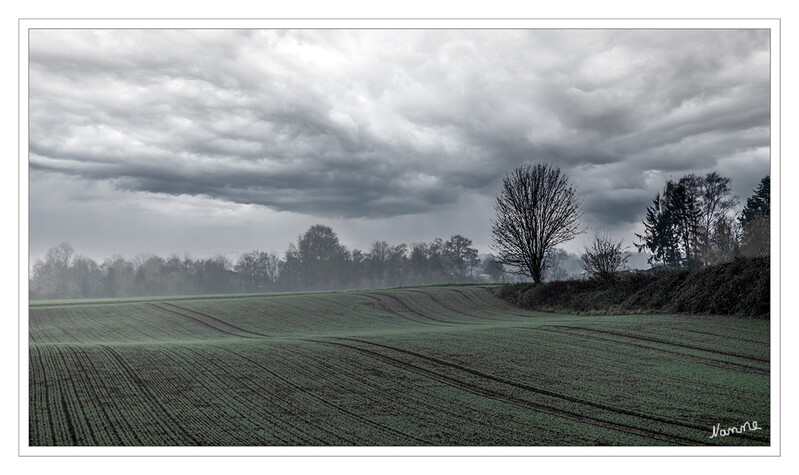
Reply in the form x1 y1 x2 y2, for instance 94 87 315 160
29 286 770 446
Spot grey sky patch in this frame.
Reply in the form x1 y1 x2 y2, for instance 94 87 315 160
28 28 771 261
583 189 654 228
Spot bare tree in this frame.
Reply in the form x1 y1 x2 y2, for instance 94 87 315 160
368 240 391 288
481 253 505 282
692 172 738 265
580 232 629 280
491 163 582 284
235 250 279 293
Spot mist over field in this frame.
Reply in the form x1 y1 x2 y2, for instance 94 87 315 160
29 231 658 300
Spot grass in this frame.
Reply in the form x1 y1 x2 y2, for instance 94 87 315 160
29 285 770 446
28 288 349 308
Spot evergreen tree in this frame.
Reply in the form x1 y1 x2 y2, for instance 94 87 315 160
739 176 770 257
635 193 681 268
665 180 702 268
637 173 737 269
739 176 770 229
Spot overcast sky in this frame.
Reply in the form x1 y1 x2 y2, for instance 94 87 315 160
28 28 771 263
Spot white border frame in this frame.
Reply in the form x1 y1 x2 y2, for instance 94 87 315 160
18 17 781 457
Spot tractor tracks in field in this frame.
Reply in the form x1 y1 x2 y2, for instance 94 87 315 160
351 292 448 326
554 326 769 364
405 289 496 322
311 339 695 445
316 337 768 445
532 326 769 377
374 291 468 325
538 325 769 369
681 328 768 345
148 302 271 339
354 289 498 326
438 288 539 319
213 345 432 445
277 343 526 440
441 288 507 318
170 344 328 445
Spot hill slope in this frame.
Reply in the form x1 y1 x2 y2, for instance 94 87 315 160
497 256 770 318
29 286 770 447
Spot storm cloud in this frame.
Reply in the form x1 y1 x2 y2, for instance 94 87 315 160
28 28 771 258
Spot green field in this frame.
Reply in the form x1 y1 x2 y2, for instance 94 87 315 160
28 286 770 446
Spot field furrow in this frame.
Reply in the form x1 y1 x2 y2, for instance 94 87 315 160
278 342 611 445
552 326 769 364
351 292 446 326
147 303 263 340
165 343 325 445
317 338 697 445
534 326 769 376
28 346 57 445
337 336 769 445
29 285 771 447
404 289 494 322
160 303 272 338
100 345 201 445
213 344 423 445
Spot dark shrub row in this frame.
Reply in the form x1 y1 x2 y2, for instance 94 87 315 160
495 256 770 318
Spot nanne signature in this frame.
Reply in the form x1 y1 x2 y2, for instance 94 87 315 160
709 421 763 439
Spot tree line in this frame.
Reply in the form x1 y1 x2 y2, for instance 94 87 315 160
635 174 770 269
30 229 503 300
30 163 770 300
490 163 769 283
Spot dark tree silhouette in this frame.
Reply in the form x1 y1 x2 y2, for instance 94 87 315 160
444 235 480 279
696 172 738 264
579 232 629 280
739 176 770 257
491 163 582 284
739 176 770 229
637 173 739 268
296 224 348 290
636 193 680 267
665 180 702 267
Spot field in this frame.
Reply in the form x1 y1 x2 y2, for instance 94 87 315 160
28 286 770 446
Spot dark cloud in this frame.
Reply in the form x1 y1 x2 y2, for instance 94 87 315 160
582 189 654 228
28 29 771 257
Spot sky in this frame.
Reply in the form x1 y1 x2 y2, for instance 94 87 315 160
27 28 771 263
